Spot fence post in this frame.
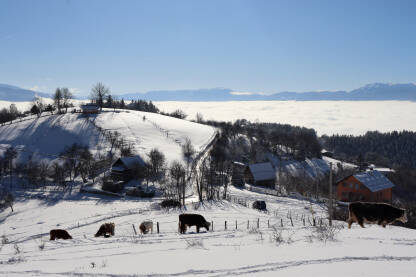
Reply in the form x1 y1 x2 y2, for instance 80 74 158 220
247 220 249 229
281 218 283 227
235 220 238 230
157 222 160 234
211 221 214 232
268 220 270 228
132 224 137 235
290 216 293 227
257 218 259 228
225 221 227 230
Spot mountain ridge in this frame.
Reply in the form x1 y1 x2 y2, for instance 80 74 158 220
1 82 416 102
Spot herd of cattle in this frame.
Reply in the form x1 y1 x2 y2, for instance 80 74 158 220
49 202 408 241
49 213 211 240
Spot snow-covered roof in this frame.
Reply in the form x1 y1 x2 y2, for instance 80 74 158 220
81 104 99 111
112 156 145 171
248 162 275 182
233 161 246 167
353 170 395 192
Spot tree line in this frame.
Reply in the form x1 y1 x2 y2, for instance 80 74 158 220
322 130 416 169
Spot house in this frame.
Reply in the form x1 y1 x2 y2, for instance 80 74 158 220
111 156 145 181
81 104 100 114
336 170 395 203
244 162 276 187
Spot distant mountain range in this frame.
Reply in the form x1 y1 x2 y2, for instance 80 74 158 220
1 82 416 102
0 84 51 101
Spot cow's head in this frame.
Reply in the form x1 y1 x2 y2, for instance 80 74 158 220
205 221 211 231
398 209 408 223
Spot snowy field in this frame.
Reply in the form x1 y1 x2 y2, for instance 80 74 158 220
0 187 415 276
155 101 416 136
0 109 216 165
93 109 216 164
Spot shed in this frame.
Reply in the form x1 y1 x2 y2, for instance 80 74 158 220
244 162 276 187
336 170 394 203
81 104 100 114
111 156 145 181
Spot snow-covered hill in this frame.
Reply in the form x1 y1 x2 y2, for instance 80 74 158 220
0 109 216 165
0 187 415 276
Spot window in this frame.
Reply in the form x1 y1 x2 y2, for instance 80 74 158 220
355 183 359 190
349 183 353 188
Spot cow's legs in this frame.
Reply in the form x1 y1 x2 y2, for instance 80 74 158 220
357 217 365 228
196 226 200 233
347 217 354 229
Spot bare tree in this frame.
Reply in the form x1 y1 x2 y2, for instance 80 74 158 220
4 147 17 190
38 161 49 187
169 160 186 206
62 88 73 113
78 147 93 183
90 82 110 111
147 148 166 182
196 112 204 123
31 97 44 117
195 158 208 202
1 191 14 212
53 88 63 114
51 162 66 187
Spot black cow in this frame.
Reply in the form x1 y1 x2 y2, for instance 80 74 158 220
347 202 407 228
252 200 267 211
179 213 211 234
95 223 115 237
50 229 72 240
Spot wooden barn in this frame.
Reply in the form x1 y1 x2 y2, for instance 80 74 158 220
111 156 145 181
244 162 276 187
81 104 100 114
336 170 394 203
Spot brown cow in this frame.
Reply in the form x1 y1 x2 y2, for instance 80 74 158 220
95 223 115 237
139 221 153 234
50 229 72 240
347 202 407 228
179 213 210 234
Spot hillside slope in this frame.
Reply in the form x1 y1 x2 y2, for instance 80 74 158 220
0 110 216 166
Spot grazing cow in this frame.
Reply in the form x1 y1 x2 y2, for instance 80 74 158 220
139 221 153 234
179 213 210 234
50 229 72 240
95 223 115 237
252 200 267 211
347 202 407 228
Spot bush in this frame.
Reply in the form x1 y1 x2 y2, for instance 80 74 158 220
102 180 124 193
311 223 342 243
160 199 181 209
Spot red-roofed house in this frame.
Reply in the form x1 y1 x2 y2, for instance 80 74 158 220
336 170 394 203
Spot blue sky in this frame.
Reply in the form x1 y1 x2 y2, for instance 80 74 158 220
0 0 415 96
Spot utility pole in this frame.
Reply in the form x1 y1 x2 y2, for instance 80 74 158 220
329 162 333 226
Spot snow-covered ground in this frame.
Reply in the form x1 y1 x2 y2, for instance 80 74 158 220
155 100 416 136
0 187 415 276
0 109 216 165
93 109 216 164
